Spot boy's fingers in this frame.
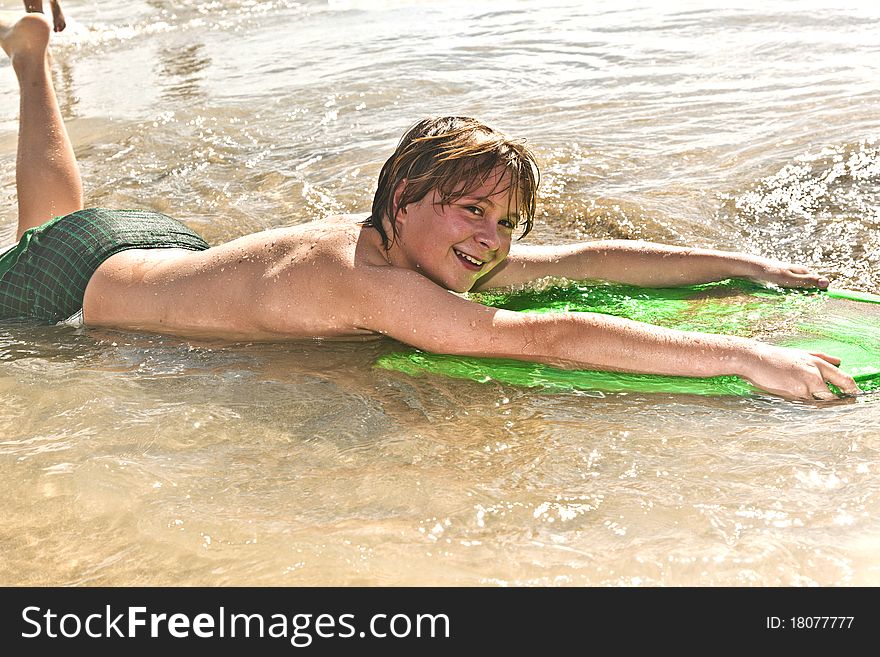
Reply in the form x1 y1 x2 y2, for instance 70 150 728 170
817 361 860 396
784 272 827 289
810 351 841 366
810 388 838 401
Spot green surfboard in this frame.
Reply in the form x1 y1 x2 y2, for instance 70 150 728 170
376 280 880 397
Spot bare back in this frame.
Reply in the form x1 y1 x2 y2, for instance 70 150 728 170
83 214 397 340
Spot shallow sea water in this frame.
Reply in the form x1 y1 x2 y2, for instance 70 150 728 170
0 0 879 585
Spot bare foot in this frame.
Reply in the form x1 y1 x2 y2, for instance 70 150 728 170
0 12 51 66
21 0 66 33
50 0 65 32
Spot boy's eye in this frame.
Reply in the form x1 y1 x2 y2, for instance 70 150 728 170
466 206 483 216
499 218 517 230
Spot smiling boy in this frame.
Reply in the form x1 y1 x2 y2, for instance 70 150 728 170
0 13 860 401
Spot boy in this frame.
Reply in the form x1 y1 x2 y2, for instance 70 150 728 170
0 13 860 401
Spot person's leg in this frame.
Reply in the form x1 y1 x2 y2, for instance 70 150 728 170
1 12 82 240
22 1 44 14
49 1 66 33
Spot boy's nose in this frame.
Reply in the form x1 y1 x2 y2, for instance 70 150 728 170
475 219 501 250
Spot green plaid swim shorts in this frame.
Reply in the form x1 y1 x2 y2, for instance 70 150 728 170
0 208 210 324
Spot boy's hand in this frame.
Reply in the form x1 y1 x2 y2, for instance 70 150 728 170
737 342 860 400
742 255 829 290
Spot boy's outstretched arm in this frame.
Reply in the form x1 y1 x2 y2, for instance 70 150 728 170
474 240 828 291
351 267 859 401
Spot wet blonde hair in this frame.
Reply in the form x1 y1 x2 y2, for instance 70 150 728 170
365 117 540 248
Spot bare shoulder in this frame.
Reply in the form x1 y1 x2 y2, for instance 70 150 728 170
245 214 415 336
256 213 387 269
261 216 495 336
226 213 373 271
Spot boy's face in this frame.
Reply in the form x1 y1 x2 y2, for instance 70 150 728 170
394 168 519 293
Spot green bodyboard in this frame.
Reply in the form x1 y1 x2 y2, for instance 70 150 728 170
376 280 880 397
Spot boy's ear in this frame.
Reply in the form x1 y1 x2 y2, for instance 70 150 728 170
392 179 408 221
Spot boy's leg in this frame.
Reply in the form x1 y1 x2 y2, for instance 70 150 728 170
2 12 82 240
22 1 65 33
49 1 65 33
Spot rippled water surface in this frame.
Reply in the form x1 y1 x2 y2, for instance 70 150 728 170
1 0 879 585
